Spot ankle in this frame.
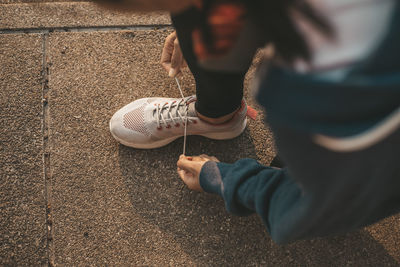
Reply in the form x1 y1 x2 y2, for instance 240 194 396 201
196 108 239 125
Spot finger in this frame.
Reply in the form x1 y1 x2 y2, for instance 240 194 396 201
177 167 195 185
161 62 172 73
169 39 183 77
192 156 206 162
198 154 212 161
171 38 183 69
177 168 202 191
179 154 192 160
161 49 172 73
160 32 177 73
199 154 220 162
177 156 200 174
177 168 186 180
177 157 196 173
183 155 210 163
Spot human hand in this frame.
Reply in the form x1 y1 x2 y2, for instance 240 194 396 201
161 31 187 78
177 154 220 191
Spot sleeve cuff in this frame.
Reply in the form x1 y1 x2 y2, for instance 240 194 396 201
199 161 232 196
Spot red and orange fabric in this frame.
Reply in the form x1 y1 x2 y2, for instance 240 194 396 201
192 1 247 60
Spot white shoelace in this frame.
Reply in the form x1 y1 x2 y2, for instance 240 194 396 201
176 77 188 156
154 77 188 155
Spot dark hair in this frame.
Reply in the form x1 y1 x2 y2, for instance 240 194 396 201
200 0 333 63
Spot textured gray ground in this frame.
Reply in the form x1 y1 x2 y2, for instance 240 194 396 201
0 34 47 266
1 1 399 266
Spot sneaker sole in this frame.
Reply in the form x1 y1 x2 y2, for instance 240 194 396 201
110 118 247 149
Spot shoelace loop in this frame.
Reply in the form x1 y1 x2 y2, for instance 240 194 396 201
153 77 189 155
154 97 192 128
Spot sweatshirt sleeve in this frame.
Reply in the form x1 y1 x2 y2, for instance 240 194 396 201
199 158 305 243
200 153 400 245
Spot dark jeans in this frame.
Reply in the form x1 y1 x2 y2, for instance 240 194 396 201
171 8 245 119
171 9 284 168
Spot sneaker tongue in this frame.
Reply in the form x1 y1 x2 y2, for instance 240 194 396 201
187 101 197 117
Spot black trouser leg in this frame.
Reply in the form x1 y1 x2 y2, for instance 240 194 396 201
171 8 246 118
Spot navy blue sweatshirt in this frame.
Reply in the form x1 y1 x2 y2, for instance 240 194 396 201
199 0 400 244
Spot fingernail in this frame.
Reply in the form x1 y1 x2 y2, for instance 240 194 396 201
169 68 177 78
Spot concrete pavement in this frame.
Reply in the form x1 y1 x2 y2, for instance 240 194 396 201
1 1 399 266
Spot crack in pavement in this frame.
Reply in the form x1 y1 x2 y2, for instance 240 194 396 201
40 32 54 267
0 25 172 35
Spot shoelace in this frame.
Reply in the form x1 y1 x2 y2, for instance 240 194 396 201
176 77 188 156
154 77 189 155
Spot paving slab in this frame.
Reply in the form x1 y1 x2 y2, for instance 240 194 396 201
0 2 170 30
46 29 271 266
0 33 47 266
46 29 400 266
365 215 400 263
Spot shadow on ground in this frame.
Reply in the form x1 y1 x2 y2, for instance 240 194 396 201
118 131 398 266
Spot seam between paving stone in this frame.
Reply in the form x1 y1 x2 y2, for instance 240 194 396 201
40 32 54 267
0 24 172 34
1 23 172 266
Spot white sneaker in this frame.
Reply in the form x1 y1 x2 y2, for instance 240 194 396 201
109 95 247 149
